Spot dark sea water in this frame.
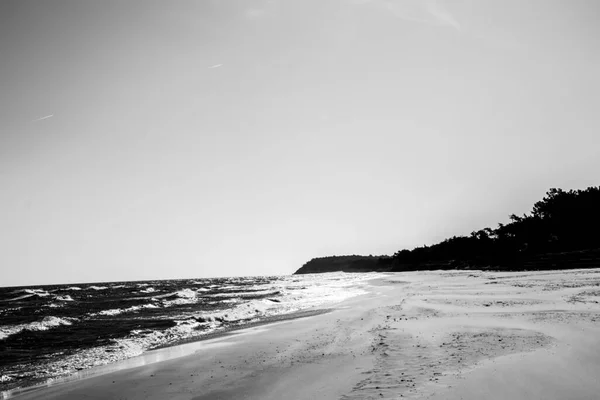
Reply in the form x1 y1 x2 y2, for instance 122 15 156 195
0 273 376 394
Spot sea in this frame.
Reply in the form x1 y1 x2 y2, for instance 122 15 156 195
0 272 377 394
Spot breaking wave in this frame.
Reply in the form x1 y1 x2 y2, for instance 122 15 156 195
88 286 108 291
0 316 74 340
91 304 159 317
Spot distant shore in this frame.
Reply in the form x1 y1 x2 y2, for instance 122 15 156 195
295 187 600 275
9 269 600 400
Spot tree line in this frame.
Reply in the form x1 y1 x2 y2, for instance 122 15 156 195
388 186 600 271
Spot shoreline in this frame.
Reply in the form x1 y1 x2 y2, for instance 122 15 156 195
152 308 334 350
1 308 336 399
0 271 381 396
8 269 600 399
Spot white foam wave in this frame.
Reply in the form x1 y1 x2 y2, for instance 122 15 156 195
0 316 74 340
218 285 238 290
88 286 108 291
27 316 73 331
175 289 197 298
5 294 36 302
11 288 50 296
91 304 159 317
153 289 199 307
188 272 377 327
4 288 57 302
208 289 281 299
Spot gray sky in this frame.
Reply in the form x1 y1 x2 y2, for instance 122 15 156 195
1 0 599 286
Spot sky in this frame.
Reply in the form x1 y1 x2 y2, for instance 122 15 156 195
1 0 599 286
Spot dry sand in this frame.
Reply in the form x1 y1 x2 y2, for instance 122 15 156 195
10 269 600 400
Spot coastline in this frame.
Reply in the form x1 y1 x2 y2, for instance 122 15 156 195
1 308 336 399
8 269 600 399
0 272 378 395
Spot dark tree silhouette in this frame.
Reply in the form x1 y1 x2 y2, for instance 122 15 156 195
295 187 600 274
389 187 600 272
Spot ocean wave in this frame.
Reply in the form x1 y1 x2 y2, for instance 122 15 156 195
53 286 82 292
0 316 75 340
192 297 293 324
88 286 108 291
217 285 238 290
152 289 199 307
4 294 37 302
5 289 52 301
4 289 56 302
171 289 198 299
43 294 75 308
90 304 159 317
0 307 21 315
123 317 219 350
27 289 51 296
139 287 156 294
26 316 74 331
206 290 282 300
10 288 49 296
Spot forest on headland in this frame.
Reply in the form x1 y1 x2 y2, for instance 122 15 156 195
294 186 600 274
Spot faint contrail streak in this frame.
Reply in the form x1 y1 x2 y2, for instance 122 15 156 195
209 64 223 69
32 114 54 122
364 0 461 32
426 0 461 31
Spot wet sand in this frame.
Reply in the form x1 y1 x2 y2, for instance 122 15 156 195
10 269 600 399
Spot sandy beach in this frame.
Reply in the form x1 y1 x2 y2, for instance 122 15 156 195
10 269 600 400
